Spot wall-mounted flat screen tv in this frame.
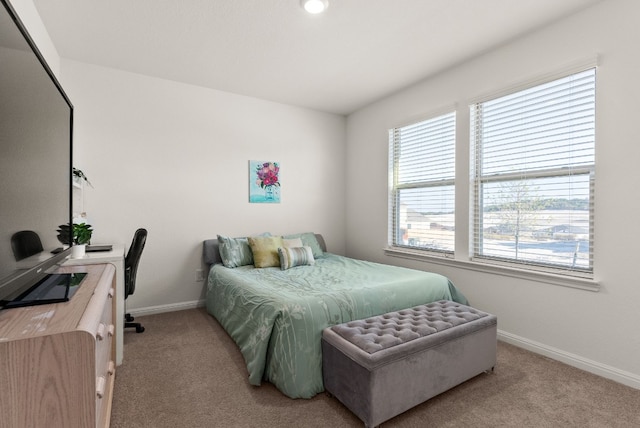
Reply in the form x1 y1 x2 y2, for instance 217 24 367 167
0 0 75 308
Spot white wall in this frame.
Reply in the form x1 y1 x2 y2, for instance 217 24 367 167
346 0 640 388
9 0 59 75
60 60 346 312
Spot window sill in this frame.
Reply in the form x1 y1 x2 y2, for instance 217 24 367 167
384 247 600 292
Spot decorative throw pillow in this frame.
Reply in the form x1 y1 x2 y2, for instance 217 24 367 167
282 237 303 248
248 236 284 268
278 246 315 270
217 235 254 268
283 232 324 258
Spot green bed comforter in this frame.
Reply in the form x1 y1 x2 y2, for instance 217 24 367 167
205 253 467 399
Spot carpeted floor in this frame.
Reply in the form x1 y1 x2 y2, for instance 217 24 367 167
110 308 640 428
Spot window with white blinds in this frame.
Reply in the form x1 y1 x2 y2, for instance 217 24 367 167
470 68 595 275
389 112 456 253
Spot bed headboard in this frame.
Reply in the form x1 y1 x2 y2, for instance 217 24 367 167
202 238 223 266
202 233 327 269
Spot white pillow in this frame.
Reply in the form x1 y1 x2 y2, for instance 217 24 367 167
282 237 303 248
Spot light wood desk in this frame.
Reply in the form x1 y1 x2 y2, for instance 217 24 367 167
65 245 125 365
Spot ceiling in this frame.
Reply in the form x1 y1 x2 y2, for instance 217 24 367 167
33 0 601 115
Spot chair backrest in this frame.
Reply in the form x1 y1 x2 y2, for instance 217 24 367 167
124 228 147 299
11 230 44 261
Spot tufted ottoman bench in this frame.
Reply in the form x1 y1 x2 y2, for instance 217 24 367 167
321 300 497 427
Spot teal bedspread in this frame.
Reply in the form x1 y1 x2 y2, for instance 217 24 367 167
205 253 467 399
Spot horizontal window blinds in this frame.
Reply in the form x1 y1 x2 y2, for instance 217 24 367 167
389 112 456 253
471 68 595 274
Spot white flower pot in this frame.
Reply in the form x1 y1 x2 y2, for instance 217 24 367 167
71 244 86 259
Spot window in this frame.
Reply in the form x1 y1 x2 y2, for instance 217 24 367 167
470 68 596 275
389 112 456 253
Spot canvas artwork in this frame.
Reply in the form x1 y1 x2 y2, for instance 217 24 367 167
249 160 281 203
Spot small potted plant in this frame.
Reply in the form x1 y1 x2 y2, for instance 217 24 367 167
57 223 93 258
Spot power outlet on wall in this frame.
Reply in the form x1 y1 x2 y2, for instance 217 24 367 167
195 269 204 282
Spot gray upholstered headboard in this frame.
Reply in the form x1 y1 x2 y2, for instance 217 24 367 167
202 233 327 269
202 238 223 266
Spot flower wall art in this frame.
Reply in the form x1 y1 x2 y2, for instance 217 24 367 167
249 160 281 203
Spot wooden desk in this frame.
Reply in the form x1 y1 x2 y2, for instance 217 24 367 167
64 245 125 365
0 264 116 428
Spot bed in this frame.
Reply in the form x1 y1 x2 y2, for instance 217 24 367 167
203 234 468 399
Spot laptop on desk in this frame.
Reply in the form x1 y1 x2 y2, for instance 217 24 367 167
86 244 113 252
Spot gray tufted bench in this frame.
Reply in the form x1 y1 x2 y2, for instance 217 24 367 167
321 300 497 427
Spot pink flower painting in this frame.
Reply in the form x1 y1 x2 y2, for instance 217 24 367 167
250 160 281 203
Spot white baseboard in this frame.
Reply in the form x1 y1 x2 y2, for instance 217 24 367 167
498 330 640 390
127 299 205 317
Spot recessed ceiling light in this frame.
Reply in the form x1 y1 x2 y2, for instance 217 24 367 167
301 0 329 14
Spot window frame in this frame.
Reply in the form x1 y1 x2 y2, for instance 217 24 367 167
385 61 599 292
469 67 596 278
388 110 457 256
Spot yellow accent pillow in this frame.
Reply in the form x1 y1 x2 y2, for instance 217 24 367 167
248 236 283 268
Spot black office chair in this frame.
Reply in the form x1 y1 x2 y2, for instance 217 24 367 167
11 230 44 261
124 228 147 333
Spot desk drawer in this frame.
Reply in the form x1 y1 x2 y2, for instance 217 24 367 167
95 286 115 427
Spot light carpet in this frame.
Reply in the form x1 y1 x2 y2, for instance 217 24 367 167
110 308 640 428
